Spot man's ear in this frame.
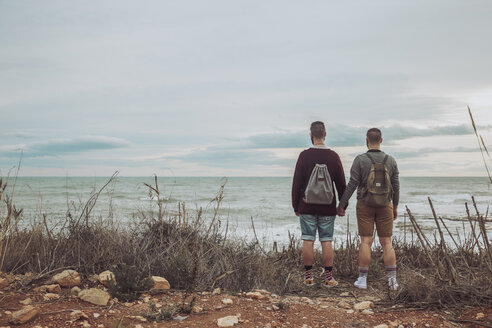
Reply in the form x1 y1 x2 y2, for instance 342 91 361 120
323 132 327 139
380 138 383 144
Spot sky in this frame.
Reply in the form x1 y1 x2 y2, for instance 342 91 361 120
1 0 492 177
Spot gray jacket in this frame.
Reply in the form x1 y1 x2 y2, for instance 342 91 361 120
339 150 399 208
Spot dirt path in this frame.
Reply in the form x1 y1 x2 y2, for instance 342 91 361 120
1 278 490 328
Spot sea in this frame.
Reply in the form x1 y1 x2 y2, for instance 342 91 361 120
3 176 491 246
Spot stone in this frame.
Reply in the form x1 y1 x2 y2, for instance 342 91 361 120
373 325 389 328
476 313 485 319
354 301 374 310
151 276 170 290
43 293 60 301
71 286 81 296
78 288 111 306
52 270 81 288
34 284 61 293
246 291 265 300
254 289 271 295
135 325 144 328
337 301 351 309
362 309 374 315
346 309 355 314
87 274 99 283
19 298 32 305
222 298 233 305
9 306 40 325
217 315 239 327
0 278 8 289
93 313 100 318
340 292 350 297
98 270 115 287
212 288 221 295
191 305 203 313
70 310 89 321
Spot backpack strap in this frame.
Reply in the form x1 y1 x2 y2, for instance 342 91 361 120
365 153 376 164
382 155 389 166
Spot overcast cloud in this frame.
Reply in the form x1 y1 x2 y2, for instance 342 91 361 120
1 0 492 176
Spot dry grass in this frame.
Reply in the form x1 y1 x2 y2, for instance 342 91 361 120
0 174 491 308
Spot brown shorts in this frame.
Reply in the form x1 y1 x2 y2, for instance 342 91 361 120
356 199 394 237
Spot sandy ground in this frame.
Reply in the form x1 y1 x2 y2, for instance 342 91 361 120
1 274 491 328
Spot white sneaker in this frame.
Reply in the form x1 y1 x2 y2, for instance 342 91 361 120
388 277 399 290
354 276 367 289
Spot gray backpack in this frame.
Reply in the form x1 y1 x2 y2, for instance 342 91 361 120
361 153 393 207
304 164 334 205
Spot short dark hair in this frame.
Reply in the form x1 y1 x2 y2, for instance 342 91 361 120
310 121 325 139
367 128 382 143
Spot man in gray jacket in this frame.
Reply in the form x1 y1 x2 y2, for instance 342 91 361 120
337 128 400 290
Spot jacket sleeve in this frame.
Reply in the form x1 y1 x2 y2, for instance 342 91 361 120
338 156 361 209
333 153 347 205
391 158 400 206
291 153 304 213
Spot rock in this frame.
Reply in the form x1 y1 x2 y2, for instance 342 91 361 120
93 313 100 318
254 289 271 295
98 270 115 287
9 306 40 325
212 288 221 295
151 276 170 290
476 313 485 319
19 298 32 305
43 293 60 301
174 315 187 321
300 297 314 304
354 301 374 310
246 291 265 300
135 325 144 328
87 274 99 283
346 309 355 314
0 278 9 289
337 301 351 309
34 284 61 293
52 270 81 288
222 298 233 305
340 292 350 297
192 305 203 313
78 288 111 306
362 309 374 315
217 315 239 327
373 325 389 328
81 321 91 328
71 286 81 296
70 310 89 321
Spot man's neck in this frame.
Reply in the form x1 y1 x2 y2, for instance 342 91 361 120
367 144 381 150
312 140 325 146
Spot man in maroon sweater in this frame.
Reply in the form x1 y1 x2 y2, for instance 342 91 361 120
292 121 347 287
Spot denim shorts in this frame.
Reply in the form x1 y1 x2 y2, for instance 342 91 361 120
300 214 336 242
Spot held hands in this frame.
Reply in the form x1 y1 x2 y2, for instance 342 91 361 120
336 206 345 217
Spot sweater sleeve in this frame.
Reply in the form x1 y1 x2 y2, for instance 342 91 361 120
338 156 361 209
291 153 304 213
391 158 400 206
333 153 347 204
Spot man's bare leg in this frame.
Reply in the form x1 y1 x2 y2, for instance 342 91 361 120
355 236 373 289
379 236 398 289
302 240 315 285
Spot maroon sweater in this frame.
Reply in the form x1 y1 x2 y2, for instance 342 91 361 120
292 147 347 216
